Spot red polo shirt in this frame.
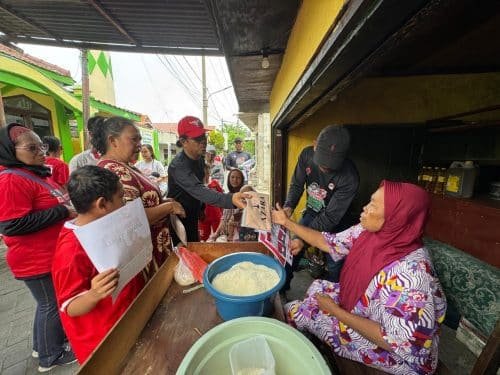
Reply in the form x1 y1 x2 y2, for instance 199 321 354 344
53 224 145 363
0 166 65 278
45 157 70 186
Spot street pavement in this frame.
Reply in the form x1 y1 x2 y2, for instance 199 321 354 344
0 239 78 375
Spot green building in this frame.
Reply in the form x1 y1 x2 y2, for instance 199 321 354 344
0 45 159 161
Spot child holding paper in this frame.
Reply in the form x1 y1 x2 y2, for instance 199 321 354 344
52 166 145 363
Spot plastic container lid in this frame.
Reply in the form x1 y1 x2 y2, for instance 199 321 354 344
230 336 275 375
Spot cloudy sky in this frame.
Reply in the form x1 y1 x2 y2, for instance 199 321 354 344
19 43 239 127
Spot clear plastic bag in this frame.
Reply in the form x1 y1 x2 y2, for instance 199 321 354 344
174 259 196 286
177 247 207 283
173 248 196 286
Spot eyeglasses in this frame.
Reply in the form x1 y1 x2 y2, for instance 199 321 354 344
189 135 207 144
15 143 49 154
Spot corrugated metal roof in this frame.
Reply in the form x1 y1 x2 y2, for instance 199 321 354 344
0 0 222 55
0 0 302 114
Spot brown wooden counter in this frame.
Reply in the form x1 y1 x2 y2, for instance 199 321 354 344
77 242 273 375
425 194 500 267
121 282 222 374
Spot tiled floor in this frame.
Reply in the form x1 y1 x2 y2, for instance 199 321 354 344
0 240 78 375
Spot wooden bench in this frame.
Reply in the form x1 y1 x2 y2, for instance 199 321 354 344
315 239 500 374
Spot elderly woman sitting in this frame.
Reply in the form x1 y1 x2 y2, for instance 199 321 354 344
272 180 446 374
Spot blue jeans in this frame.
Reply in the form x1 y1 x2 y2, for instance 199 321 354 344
283 211 345 290
23 274 67 367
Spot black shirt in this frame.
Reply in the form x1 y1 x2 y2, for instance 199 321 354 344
284 146 359 232
167 151 234 242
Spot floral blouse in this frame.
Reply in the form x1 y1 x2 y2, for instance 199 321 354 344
98 159 171 279
285 225 447 374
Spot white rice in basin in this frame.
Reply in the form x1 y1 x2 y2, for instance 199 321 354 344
212 261 280 296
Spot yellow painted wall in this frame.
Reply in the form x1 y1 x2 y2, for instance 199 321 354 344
284 72 500 216
319 73 500 125
4 88 60 139
286 125 326 222
270 0 346 120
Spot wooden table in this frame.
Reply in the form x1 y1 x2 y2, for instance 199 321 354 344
78 242 275 375
121 282 222 374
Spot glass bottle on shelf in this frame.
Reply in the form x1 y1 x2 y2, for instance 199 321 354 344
429 166 439 193
417 166 424 186
433 167 447 195
422 167 431 190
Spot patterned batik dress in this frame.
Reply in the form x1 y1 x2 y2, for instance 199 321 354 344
285 224 447 375
98 159 171 279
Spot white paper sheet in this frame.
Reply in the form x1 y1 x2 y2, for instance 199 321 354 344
73 198 152 300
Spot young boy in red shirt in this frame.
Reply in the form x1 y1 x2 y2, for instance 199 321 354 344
52 165 145 364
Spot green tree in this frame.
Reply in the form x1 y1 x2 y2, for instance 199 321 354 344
222 122 254 156
208 129 225 154
244 140 255 155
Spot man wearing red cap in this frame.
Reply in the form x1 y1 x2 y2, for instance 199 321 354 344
167 116 249 243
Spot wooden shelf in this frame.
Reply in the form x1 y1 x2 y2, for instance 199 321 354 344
425 194 500 267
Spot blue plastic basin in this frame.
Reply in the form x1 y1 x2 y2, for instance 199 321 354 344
203 252 286 321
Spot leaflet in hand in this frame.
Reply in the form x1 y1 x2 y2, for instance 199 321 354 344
241 191 272 231
73 199 152 301
258 224 293 266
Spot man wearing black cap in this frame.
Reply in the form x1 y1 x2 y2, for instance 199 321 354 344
282 125 359 289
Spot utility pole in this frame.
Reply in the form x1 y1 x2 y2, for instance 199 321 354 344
202 54 208 126
81 49 90 147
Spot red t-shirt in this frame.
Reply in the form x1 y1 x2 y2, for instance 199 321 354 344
45 157 70 186
0 166 66 278
52 224 145 363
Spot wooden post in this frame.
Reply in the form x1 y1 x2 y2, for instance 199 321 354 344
272 128 286 205
81 49 90 147
0 87 6 127
202 54 208 126
471 320 500 375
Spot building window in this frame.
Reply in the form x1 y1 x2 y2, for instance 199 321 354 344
4 95 53 138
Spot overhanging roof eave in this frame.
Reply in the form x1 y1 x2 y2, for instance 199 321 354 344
270 0 430 130
6 36 224 56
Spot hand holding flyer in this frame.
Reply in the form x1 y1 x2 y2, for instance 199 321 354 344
241 191 272 231
73 199 153 300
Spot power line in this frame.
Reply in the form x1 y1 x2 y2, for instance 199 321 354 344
208 57 233 116
182 55 202 83
217 57 238 114
141 56 170 121
172 55 201 98
156 54 200 110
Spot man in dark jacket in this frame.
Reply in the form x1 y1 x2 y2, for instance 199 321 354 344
168 116 248 243
282 125 359 289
